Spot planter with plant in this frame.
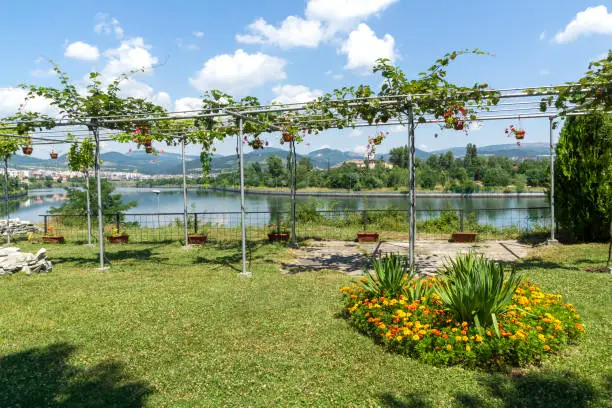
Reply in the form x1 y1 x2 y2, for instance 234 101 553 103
42 226 64 244
22 138 33 155
505 124 526 140
267 217 290 242
107 226 129 244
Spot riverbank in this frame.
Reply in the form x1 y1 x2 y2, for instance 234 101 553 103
207 187 547 198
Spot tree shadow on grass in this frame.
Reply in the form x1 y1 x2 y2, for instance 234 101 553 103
0 343 152 407
378 392 434 408
52 247 168 267
454 371 601 408
193 241 271 271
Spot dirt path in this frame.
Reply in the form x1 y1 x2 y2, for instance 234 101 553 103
280 240 532 276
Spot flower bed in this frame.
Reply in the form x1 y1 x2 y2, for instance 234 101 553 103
339 279 583 369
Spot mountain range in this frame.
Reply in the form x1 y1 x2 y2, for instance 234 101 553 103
9 143 552 175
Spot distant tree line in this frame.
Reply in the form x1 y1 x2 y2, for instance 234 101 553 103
210 144 550 192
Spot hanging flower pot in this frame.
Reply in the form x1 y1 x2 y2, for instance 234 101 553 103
505 124 526 140
282 133 293 143
145 146 154 154
22 146 33 155
454 120 465 131
50 152 58 159
249 138 267 150
144 139 152 147
514 130 526 140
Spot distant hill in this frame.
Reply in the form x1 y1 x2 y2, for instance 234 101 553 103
431 143 551 158
8 143 551 175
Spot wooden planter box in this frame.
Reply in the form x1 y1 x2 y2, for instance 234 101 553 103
450 232 478 243
188 234 208 245
42 236 65 244
107 234 129 244
268 232 290 242
357 232 380 243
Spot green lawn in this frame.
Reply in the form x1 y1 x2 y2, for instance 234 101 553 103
0 241 610 407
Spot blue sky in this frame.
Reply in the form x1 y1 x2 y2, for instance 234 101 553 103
0 0 610 159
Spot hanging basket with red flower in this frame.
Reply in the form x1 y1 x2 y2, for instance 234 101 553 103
247 137 268 150
505 124 526 140
22 138 33 155
278 114 300 145
442 105 469 132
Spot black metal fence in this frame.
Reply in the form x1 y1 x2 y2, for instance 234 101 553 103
39 207 551 243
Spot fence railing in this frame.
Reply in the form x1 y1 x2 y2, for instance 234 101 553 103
38 207 551 243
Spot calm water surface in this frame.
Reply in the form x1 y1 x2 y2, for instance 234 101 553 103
9 187 549 228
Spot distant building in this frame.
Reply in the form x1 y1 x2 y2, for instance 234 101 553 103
334 159 394 169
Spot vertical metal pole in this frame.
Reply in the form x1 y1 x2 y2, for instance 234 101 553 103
406 98 416 268
238 119 251 277
548 116 557 243
4 158 10 244
115 213 120 234
194 213 198 234
290 139 298 248
43 215 48 236
460 210 464 232
85 171 92 245
93 126 106 270
182 137 189 246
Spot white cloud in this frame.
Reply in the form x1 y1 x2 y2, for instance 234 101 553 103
114 78 171 110
151 92 172 110
189 49 286 94
468 121 484 132
0 87 56 118
176 38 199 51
353 145 368 155
193 31 204 38
272 84 323 104
30 68 56 78
389 124 407 133
325 69 344 80
236 16 324 48
348 129 363 137
553 5 612 43
339 24 396 71
418 144 428 151
102 37 159 78
94 13 124 39
318 144 330 149
306 0 398 28
174 97 203 113
64 41 100 61
539 31 546 40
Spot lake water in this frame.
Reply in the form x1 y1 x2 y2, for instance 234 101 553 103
9 187 550 229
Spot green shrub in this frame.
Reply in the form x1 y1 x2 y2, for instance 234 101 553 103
361 253 413 298
435 253 522 327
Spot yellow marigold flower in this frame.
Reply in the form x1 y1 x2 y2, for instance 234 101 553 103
412 334 420 341
475 335 483 343
466 345 471 352
536 326 543 331
517 296 530 306
538 334 546 342
455 336 462 342
452 328 458 333
418 329 427 335
446 344 452 351
396 335 403 342
379 323 386 329
462 336 468 342
574 314 580 319
461 321 468 327
486 330 492 337
543 345 551 351
403 329 413 336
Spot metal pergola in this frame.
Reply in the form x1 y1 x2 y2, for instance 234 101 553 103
1 85 605 275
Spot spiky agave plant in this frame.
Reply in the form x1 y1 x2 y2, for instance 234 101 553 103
435 252 523 329
361 253 414 298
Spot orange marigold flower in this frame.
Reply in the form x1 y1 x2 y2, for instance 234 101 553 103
574 323 584 332
442 334 449 339
543 345 551 351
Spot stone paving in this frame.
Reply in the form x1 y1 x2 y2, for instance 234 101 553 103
280 240 532 276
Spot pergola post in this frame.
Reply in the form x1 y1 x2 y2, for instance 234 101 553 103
289 138 298 248
548 116 558 244
4 157 10 245
85 172 92 246
181 136 190 248
92 125 106 270
237 118 251 277
406 97 416 268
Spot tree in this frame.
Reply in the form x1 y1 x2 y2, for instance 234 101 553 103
66 137 95 244
389 146 409 169
266 155 285 185
50 178 136 218
0 130 22 243
555 113 611 242
464 143 478 174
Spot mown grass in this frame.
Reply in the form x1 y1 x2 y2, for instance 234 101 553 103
0 241 610 407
